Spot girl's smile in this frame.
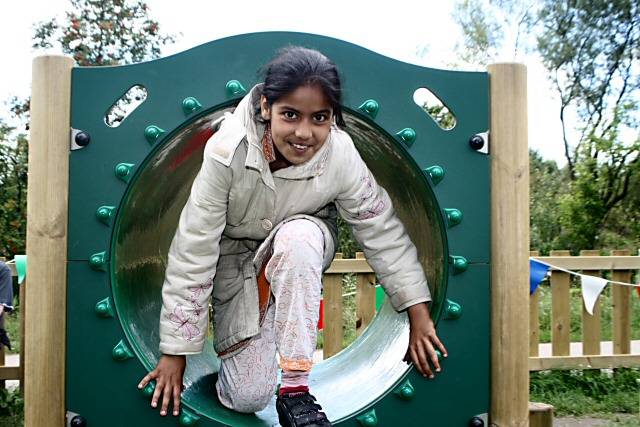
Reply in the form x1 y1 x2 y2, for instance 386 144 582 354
260 84 333 171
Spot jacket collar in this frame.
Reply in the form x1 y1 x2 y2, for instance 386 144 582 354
236 84 333 181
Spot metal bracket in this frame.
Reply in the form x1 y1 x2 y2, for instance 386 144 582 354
476 131 489 154
70 128 85 151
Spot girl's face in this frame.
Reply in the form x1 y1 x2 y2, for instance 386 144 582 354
260 84 333 167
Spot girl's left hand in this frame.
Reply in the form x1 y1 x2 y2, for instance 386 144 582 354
403 302 448 378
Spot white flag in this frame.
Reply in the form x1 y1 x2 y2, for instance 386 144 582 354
581 275 608 315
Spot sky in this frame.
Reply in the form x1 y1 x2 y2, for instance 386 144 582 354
1 0 567 165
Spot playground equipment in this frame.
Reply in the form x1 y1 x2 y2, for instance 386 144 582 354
25 33 529 426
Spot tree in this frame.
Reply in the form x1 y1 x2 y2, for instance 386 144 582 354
0 0 176 257
529 150 566 254
451 0 640 251
32 0 175 66
0 121 28 257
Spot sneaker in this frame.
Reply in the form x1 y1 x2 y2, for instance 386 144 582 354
276 392 332 427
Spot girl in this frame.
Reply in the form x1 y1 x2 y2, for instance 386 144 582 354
138 46 447 427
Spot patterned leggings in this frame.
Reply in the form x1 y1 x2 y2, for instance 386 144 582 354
216 219 324 413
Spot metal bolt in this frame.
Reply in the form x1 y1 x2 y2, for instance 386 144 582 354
444 208 463 228
74 131 91 147
469 134 485 151
358 99 379 119
144 125 165 144
396 128 416 146
94 297 114 318
182 97 202 115
89 252 107 271
469 416 484 427
450 255 468 274
226 80 247 97
114 163 135 182
424 165 445 186
444 299 462 320
70 415 87 427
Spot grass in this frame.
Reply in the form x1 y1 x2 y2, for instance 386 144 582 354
531 368 640 417
536 278 640 343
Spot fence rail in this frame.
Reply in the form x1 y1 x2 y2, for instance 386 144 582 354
1 250 638 391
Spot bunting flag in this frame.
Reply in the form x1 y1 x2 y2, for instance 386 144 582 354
581 275 609 315
529 259 550 295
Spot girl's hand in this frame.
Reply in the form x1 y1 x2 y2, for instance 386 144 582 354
138 354 186 416
403 302 448 378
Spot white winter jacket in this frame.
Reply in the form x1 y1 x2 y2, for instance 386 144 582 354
159 85 431 357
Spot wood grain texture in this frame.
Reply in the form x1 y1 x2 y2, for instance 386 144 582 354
25 55 73 427
611 250 631 354
323 255 343 359
550 251 571 356
580 250 601 355
488 63 529 427
530 252 540 357
354 253 376 337
530 354 640 371
529 402 554 427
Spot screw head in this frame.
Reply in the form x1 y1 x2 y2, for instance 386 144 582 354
469 416 484 427
75 131 91 147
358 99 380 119
226 80 247 97
144 125 165 144
424 165 445 185
182 97 202 115
179 412 199 426
469 135 484 150
70 415 87 427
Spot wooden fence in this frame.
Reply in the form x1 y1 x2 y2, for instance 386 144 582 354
0 258 23 391
322 251 640 371
529 250 640 371
1 250 638 391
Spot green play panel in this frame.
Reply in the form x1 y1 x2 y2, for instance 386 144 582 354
66 32 490 426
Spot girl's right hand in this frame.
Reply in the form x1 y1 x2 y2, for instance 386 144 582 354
138 354 186 416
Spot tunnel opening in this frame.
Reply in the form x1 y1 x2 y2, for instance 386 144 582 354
110 105 448 424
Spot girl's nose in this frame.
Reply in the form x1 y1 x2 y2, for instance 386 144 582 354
295 123 312 140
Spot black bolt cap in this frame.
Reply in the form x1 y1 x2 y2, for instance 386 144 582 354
75 131 91 147
70 415 87 427
468 416 484 427
469 135 484 150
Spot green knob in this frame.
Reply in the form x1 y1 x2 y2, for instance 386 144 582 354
357 409 378 427
144 125 165 144
182 97 202 115
450 255 468 275
358 99 379 119
394 380 415 401
226 80 246 97
179 410 200 426
444 299 462 320
141 382 155 398
112 339 134 361
444 208 463 228
96 205 115 225
114 163 135 182
396 128 416 146
435 349 443 361
424 165 445 186
94 297 114 318
89 251 107 271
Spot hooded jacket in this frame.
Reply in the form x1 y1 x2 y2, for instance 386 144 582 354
159 85 431 357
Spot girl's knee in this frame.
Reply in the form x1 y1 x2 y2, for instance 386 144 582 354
273 220 324 259
217 381 275 413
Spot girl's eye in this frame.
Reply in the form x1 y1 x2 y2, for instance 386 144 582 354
283 111 297 119
314 114 329 123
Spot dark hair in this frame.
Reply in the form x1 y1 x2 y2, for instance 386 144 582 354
257 46 345 127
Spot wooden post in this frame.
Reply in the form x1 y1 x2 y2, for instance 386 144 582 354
488 63 529 427
25 55 73 427
611 249 631 354
323 254 343 359
580 250 601 355
529 251 540 357
355 252 376 336
550 250 571 356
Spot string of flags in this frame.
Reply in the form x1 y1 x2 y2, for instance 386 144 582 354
530 257 640 315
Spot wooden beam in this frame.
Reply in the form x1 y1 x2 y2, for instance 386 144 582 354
0 366 21 381
550 251 570 356
25 55 73 427
529 251 540 357
529 355 640 371
488 62 529 427
580 250 601 356
532 256 640 270
323 253 343 359
325 258 373 274
611 250 631 354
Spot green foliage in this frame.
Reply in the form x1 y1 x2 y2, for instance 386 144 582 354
0 388 24 425
32 0 176 66
529 150 567 254
0 122 28 258
337 216 360 258
536 282 640 344
530 369 640 416
452 0 640 251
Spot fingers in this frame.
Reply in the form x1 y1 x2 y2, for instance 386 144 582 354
412 342 433 378
138 370 156 389
425 339 441 373
161 381 172 416
173 384 182 416
431 333 448 358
